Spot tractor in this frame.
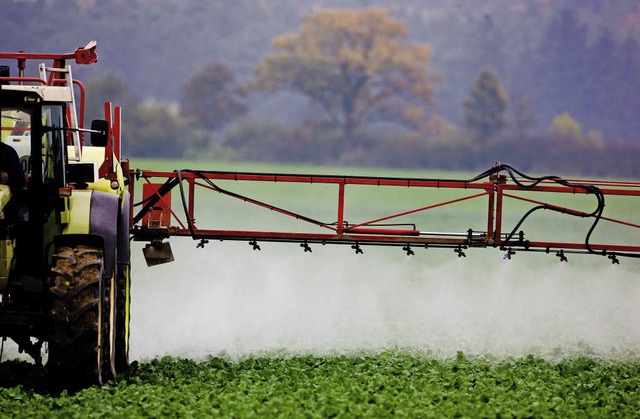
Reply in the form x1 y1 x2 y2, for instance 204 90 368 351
0 41 130 387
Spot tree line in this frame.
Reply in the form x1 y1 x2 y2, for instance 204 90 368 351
5 2 639 176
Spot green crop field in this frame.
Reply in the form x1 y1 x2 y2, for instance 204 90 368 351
2 160 639 417
1 352 639 417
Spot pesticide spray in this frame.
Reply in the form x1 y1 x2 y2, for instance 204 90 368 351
130 240 640 361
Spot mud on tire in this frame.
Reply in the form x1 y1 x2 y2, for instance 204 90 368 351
47 244 114 388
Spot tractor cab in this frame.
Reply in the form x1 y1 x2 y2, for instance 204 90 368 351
0 48 100 280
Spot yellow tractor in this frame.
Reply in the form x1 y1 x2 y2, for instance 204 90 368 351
0 42 130 387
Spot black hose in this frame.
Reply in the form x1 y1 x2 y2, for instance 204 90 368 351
485 163 632 259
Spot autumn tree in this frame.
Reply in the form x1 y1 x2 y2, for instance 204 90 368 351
463 69 508 143
180 62 247 132
252 7 437 142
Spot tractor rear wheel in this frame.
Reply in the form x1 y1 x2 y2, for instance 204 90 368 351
48 244 116 389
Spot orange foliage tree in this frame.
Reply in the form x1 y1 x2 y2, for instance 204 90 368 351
252 7 437 141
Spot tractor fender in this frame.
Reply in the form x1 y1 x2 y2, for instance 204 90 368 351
59 190 119 276
89 191 119 276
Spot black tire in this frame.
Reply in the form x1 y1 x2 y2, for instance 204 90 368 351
48 244 116 389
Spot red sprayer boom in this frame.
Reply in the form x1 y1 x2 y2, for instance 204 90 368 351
126 163 640 265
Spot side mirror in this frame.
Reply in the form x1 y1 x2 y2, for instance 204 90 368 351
90 119 109 147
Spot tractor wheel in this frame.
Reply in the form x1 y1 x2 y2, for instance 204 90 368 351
48 244 116 389
114 263 131 372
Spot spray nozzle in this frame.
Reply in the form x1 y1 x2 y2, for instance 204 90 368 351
455 246 466 258
503 248 516 260
403 244 414 256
